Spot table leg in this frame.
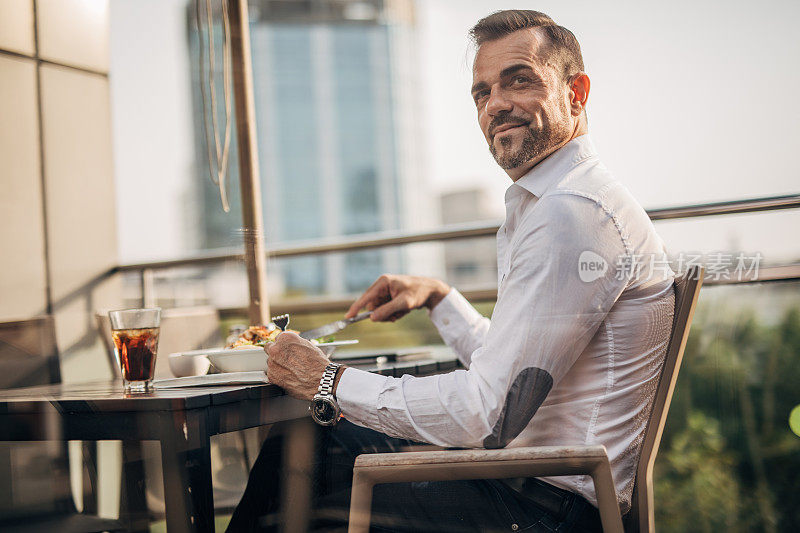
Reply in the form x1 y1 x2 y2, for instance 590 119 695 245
0 444 13 512
160 411 215 533
120 441 150 533
81 440 99 515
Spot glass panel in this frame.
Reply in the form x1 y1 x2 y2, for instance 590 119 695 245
128 256 800 529
109 1 432 293
28 2 800 530
110 0 206 263
655 210 800 267
655 281 800 531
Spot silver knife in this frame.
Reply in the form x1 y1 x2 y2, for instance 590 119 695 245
299 311 372 340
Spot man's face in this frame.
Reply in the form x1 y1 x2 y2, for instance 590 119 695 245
472 29 574 177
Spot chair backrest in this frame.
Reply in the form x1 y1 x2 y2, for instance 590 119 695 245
0 315 60 389
0 316 75 522
626 265 704 533
97 306 223 380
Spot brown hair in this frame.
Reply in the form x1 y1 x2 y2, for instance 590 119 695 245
469 10 585 81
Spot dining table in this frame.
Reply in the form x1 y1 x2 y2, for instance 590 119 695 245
0 348 459 533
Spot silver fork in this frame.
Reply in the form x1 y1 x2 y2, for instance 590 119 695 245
271 314 290 331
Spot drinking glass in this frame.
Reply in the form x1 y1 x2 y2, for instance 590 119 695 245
108 308 161 392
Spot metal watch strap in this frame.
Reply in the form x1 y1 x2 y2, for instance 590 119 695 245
317 362 341 398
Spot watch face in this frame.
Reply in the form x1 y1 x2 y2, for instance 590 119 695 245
311 397 339 426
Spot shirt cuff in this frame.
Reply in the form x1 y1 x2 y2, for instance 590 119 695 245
336 367 388 431
428 288 482 346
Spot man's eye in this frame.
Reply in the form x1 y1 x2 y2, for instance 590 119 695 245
473 92 489 104
511 76 530 86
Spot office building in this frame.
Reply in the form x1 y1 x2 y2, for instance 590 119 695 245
194 0 425 296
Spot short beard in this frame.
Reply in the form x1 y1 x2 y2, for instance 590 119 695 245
490 122 560 170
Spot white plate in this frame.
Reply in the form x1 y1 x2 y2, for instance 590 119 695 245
171 340 359 374
314 340 359 355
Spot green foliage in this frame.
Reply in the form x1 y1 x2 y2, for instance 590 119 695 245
655 300 800 532
655 413 743 532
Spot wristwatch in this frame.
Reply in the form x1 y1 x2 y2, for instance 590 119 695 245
310 362 342 426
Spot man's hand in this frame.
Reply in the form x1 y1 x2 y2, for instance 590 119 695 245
266 332 329 401
345 274 451 322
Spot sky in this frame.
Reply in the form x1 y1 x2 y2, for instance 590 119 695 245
415 0 800 263
419 0 800 201
110 0 800 265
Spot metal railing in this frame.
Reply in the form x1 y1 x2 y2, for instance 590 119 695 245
115 193 800 311
117 194 800 271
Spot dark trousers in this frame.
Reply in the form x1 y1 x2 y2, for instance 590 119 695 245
227 419 602 532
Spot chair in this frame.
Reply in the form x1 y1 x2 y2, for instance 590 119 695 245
0 316 60 389
347 266 704 533
0 316 123 532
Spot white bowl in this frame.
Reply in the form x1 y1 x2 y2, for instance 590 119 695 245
168 352 211 378
206 347 268 373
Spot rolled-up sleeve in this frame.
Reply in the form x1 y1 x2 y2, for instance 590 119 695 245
336 194 629 448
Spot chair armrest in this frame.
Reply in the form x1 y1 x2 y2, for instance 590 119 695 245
348 445 623 533
396 444 443 453
355 444 609 468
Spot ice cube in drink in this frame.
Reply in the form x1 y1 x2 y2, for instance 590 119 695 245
112 327 160 392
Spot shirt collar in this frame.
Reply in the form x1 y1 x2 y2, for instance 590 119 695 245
510 134 598 200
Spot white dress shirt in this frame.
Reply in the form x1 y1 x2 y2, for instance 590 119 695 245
336 135 675 511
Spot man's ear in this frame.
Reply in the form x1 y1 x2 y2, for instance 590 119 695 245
568 73 590 117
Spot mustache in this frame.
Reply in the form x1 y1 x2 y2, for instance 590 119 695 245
488 115 530 138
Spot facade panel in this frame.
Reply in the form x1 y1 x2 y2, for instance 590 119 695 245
0 0 35 55
37 0 109 72
0 56 47 321
40 65 120 382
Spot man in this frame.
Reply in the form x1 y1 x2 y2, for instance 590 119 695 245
228 9 674 532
